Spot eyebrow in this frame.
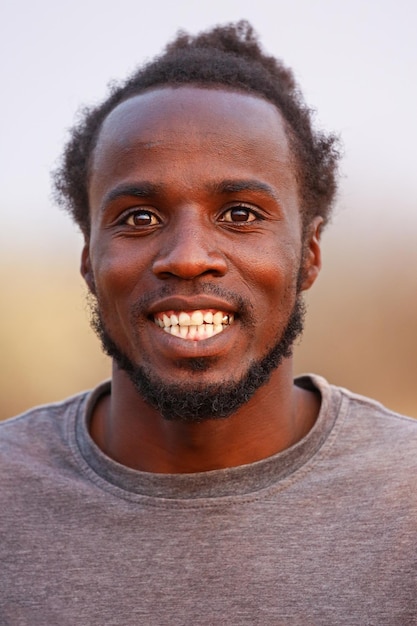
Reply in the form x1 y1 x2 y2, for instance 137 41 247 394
207 179 281 202
100 178 280 212
100 182 164 211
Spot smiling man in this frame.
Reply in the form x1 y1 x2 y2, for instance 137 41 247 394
83 84 323 472
1 21 417 625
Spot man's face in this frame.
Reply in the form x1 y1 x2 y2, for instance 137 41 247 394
83 87 320 420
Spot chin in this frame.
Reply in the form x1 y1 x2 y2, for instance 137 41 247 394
89 294 305 422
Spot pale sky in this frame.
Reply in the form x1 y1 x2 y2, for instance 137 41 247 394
1 0 416 257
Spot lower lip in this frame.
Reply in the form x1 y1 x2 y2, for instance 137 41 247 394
147 319 239 358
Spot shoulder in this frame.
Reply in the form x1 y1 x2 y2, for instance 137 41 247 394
0 381 110 466
294 376 417 530
299 374 417 471
304 373 417 434
0 392 89 465
315 376 417 477
337 383 417 438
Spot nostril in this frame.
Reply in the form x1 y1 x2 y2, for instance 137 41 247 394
152 249 228 280
151 220 229 279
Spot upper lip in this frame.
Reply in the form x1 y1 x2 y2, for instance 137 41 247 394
147 295 238 316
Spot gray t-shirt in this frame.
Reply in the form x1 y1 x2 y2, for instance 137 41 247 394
1 375 417 625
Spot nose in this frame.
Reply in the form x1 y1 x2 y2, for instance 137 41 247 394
152 214 228 280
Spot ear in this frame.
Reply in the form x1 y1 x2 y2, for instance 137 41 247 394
299 217 322 292
80 240 96 295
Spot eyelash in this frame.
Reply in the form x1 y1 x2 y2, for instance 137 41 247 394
220 205 261 224
117 203 263 228
123 209 160 227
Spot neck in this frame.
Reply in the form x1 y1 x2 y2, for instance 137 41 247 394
89 359 320 473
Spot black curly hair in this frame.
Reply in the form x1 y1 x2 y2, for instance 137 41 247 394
53 20 340 238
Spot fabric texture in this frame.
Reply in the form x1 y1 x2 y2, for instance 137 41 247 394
1 375 417 625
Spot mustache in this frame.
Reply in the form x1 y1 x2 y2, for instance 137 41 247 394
129 283 255 322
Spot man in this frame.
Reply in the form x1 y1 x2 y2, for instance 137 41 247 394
1 21 417 625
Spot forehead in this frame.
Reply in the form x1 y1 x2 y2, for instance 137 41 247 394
89 87 298 212
92 86 292 168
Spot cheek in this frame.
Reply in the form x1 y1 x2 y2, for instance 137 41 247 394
233 238 301 303
90 239 148 309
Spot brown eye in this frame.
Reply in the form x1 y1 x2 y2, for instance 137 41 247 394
221 206 257 223
125 210 159 226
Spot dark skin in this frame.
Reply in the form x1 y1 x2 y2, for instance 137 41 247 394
82 87 322 473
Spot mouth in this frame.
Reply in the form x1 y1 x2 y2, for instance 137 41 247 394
153 309 235 341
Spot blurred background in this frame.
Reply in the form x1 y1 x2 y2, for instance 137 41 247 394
1 0 416 420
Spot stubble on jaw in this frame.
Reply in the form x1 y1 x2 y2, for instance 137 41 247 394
87 288 306 423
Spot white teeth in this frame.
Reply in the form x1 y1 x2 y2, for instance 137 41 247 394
190 310 204 325
203 311 213 323
155 309 235 340
178 312 191 326
213 311 223 325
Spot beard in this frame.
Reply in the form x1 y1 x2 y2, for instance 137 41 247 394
89 288 305 423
